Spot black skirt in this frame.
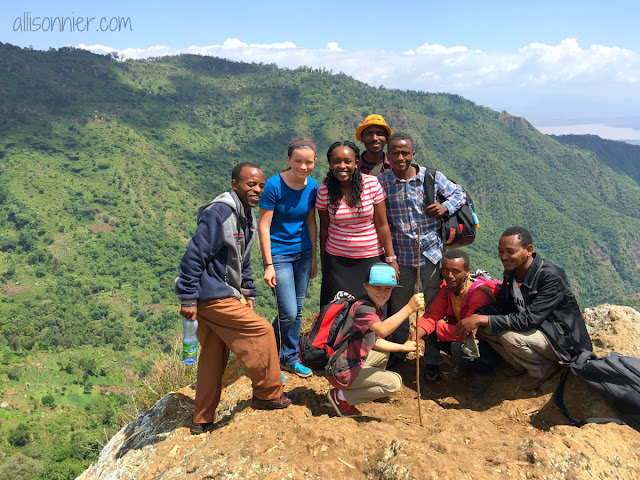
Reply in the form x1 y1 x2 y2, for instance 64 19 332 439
320 253 384 308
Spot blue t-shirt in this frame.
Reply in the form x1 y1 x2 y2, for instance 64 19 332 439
259 174 318 255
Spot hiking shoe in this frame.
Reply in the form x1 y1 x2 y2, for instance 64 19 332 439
281 362 313 378
422 364 440 383
461 332 480 358
327 388 362 418
252 391 301 410
190 421 215 435
469 371 495 395
521 364 561 390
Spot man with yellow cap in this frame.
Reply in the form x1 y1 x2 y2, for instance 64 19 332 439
355 114 392 176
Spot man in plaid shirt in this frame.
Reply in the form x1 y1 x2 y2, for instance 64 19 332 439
378 132 466 377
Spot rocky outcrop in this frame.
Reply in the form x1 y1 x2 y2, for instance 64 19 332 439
582 304 640 356
78 305 640 480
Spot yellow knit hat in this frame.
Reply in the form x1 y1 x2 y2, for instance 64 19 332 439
355 114 392 142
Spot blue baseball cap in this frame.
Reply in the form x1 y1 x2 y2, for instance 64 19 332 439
366 263 401 288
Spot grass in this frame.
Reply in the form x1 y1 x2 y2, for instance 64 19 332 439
118 335 197 425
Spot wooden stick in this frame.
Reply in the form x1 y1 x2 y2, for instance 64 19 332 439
416 227 423 427
273 287 283 376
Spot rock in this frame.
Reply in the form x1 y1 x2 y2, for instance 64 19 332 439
582 304 640 356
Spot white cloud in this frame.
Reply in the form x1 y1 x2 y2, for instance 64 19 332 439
414 43 470 55
219 39 296 49
78 37 639 90
517 38 639 84
76 38 640 123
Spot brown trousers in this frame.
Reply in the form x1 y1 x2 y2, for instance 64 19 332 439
193 297 283 423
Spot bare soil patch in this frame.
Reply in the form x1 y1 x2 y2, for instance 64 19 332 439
0 281 31 295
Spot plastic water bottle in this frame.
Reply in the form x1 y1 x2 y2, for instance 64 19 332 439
182 319 198 364
469 205 480 228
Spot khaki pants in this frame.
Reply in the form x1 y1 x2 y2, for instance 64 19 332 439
479 327 559 378
193 297 283 424
343 350 403 406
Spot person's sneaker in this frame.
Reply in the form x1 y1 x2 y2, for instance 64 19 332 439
281 371 286 385
327 388 362 418
521 364 561 390
190 421 215 435
461 332 480 358
469 370 495 394
281 362 313 378
422 364 440 383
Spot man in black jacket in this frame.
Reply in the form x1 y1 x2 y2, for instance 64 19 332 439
457 227 592 390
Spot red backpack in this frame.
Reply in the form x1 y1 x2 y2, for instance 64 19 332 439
299 294 360 371
466 269 502 303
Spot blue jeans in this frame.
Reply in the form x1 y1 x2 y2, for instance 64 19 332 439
271 248 313 367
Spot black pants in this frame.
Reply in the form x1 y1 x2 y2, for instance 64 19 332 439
425 331 503 375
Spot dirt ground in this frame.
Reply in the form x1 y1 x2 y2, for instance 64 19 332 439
81 305 640 480
96 353 638 480
208 355 638 479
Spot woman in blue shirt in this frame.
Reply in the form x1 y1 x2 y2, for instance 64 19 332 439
259 138 318 377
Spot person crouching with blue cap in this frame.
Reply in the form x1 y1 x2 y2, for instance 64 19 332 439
326 263 425 417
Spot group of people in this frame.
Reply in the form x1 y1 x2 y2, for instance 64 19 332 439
176 114 592 431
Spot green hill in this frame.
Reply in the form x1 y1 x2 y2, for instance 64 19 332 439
549 134 640 184
2 43 638 325
0 42 639 477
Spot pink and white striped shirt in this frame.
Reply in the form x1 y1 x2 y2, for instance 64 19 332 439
316 174 386 258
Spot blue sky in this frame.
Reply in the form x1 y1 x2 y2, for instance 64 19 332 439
4 1 640 140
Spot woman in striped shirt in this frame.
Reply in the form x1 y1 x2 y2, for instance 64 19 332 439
317 141 399 307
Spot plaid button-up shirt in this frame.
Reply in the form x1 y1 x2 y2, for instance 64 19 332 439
378 165 466 267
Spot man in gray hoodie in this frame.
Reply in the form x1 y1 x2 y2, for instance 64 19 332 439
176 162 300 434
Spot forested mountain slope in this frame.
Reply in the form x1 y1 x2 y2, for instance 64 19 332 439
550 134 640 183
1 41 639 357
1 41 639 478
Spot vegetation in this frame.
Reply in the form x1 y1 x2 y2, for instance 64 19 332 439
0 42 639 477
120 338 197 424
550 134 640 183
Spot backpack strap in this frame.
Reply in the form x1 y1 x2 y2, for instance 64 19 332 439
327 298 362 357
325 331 364 372
462 279 499 312
325 299 371 373
466 280 497 305
423 167 436 205
423 167 448 242
553 351 627 427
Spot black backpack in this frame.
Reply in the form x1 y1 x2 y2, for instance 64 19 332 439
299 294 361 371
424 167 478 248
553 350 640 432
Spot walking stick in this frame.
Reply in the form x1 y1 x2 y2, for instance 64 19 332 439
416 227 423 426
273 287 283 363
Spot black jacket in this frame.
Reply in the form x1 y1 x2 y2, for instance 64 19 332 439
477 253 592 362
